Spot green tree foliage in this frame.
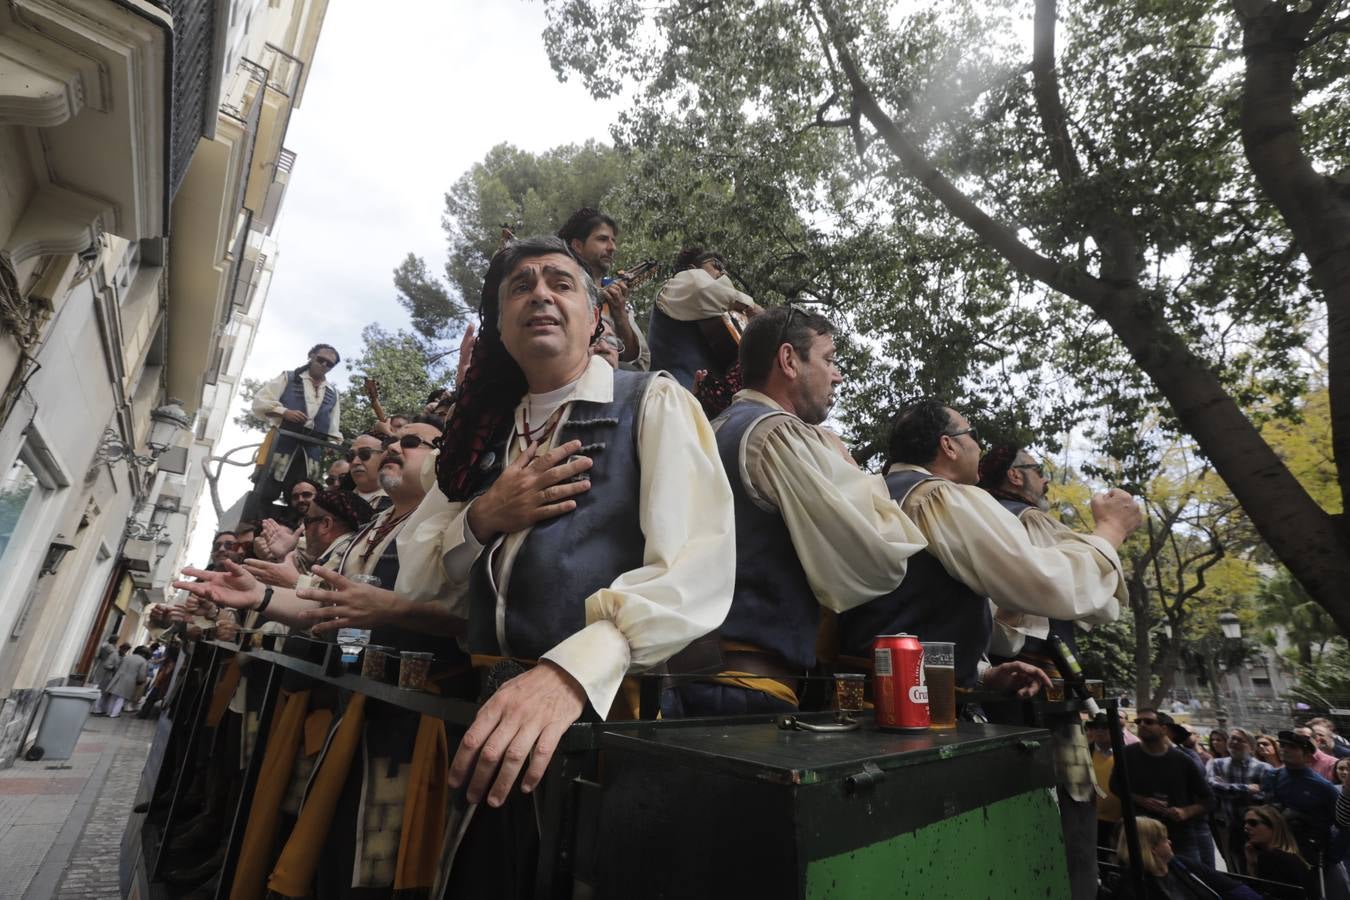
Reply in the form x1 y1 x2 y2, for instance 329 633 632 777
394 253 468 344
1256 567 1342 667
538 0 1350 635
233 377 272 434
337 325 448 439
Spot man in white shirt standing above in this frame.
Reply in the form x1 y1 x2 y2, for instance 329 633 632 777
247 343 345 520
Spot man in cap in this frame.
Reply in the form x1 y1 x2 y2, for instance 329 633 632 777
1263 731 1344 876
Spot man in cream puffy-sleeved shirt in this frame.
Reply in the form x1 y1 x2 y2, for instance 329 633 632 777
659 305 929 717
394 235 735 826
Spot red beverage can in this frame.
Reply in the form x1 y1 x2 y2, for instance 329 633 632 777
872 634 929 732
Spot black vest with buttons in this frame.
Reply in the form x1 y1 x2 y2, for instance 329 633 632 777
647 306 714 391
711 398 819 670
837 469 991 688
466 370 656 659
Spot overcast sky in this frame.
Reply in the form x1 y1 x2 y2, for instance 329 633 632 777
185 1 622 563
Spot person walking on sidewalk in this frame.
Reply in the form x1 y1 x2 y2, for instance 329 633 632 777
94 636 118 692
100 647 149 719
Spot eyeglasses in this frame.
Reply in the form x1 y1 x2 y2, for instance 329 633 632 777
303 514 329 526
347 446 382 462
1243 817 1270 828
598 334 625 353
1012 463 1045 477
212 541 237 551
944 426 981 446
324 476 341 487
1136 717 1160 726
313 357 337 368
291 490 316 501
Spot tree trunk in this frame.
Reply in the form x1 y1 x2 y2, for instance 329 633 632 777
1130 576 1153 706
1235 0 1350 519
821 1 1350 638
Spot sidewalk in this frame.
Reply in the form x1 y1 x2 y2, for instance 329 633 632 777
0 711 155 899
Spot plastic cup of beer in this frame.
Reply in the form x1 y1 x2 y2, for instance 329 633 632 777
833 673 866 712
921 641 957 730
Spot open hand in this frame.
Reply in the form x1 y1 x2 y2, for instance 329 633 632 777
448 661 586 807
243 556 301 589
294 565 399 633
982 660 1054 699
259 519 300 559
174 561 264 611
466 440 591 542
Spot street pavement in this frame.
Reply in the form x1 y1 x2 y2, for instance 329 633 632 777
0 712 154 899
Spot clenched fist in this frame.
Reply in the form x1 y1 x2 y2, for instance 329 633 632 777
1090 488 1143 548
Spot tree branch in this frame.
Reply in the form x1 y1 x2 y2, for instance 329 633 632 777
1030 0 1083 184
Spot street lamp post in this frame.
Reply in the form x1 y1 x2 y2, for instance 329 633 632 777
1213 612 1243 729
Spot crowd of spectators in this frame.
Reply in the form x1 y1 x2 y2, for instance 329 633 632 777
1092 708 1350 899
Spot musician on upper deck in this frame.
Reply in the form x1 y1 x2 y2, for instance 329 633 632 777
661 306 927 718
558 207 650 370
837 399 1135 695
647 246 761 391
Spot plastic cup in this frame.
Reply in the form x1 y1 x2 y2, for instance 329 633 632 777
399 651 433 691
834 673 866 712
921 641 956 730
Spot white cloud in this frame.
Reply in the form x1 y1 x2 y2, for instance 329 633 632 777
186 0 622 565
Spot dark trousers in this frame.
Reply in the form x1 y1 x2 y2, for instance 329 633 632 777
1059 787 1100 900
245 451 309 524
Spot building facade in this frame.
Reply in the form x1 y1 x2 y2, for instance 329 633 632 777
0 0 327 767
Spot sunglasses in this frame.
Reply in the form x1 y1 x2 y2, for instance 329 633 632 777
395 434 439 451
324 476 341 487
313 357 337 368
1243 817 1270 828
1136 717 1160 725
774 306 802 352
1012 462 1045 477
303 514 330 526
212 541 237 550
944 426 981 446
347 446 382 462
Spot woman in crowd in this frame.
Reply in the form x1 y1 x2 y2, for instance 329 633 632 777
1241 805 1313 894
1255 734 1284 769
1114 817 1261 899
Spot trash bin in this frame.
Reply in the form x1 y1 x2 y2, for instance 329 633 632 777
27 686 102 761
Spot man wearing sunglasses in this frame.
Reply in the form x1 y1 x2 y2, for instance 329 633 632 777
974 443 1143 898
345 432 391 512
978 443 1140 666
176 417 471 898
1111 710 1216 865
248 343 346 519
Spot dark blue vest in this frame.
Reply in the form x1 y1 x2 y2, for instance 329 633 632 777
837 469 991 688
993 496 1079 659
711 398 819 670
275 370 337 461
466 370 655 659
647 306 715 391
